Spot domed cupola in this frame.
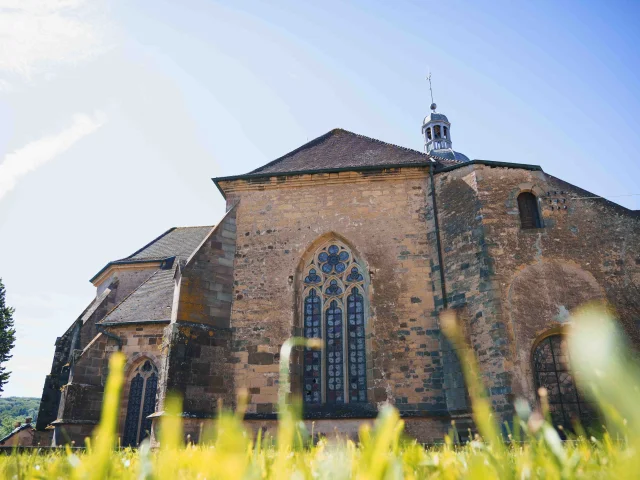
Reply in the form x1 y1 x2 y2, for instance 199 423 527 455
421 76 470 163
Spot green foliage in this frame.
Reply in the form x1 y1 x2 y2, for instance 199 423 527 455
0 397 39 437
0 279 16 394
1 305 639 479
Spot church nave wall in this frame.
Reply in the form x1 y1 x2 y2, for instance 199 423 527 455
223 169 446 417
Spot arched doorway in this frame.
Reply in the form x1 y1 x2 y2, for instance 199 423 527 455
123 359 158 446
532 335 595 431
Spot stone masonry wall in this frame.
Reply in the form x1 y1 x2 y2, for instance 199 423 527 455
159 208 238 416
219 168 447 420
434 165 512 418
473 164 640 406
53 323 167 445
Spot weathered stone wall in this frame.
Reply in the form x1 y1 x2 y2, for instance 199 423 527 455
116 324 166 439
174 208 237 328
53 323 167 445
161 324 234 415
220 169 447 420
36 287 117 431
35 321 78 431
471 165 640 407
158 209 238 416
434 166 511 417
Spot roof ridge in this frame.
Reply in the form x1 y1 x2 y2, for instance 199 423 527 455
172 225 214 229
123 228 177 260
338 128 426 156
248 128 426 175
98 268 165 325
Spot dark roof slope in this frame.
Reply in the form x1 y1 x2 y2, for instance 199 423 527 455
90 226 212 283
247 128 432 176
124 226 213 262
98 267 177 325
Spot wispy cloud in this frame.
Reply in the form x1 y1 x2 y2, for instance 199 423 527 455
0 0 106 80
0 111 106 200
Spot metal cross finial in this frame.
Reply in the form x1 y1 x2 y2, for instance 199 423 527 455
427 72 437 111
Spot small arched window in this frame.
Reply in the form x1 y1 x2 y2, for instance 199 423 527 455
434 125 441 139
443 126 448 139
302 242 368 405
533 335 595 432
123 360 158 446
426 127 432 141
518 192 542 229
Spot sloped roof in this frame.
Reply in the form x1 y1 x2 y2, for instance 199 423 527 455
0 423 33 444
90 226 212 283
211 129 470 196
246 128 432 176
98 266 177 325
429 149 470 164
125 226 213 261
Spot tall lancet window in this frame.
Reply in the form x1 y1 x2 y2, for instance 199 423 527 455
302 241 368 405
123 360 158 446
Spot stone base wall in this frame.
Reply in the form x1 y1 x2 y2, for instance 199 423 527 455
52 423 96 447
150 415 453 446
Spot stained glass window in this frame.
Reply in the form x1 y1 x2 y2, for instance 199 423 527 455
302 242 368 405
347 287 367 403
533 335 596 433
326 300 344 404
303 289 322 404
123 360 158 446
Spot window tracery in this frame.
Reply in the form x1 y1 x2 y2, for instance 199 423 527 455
123 359 158 446
533 335 596 432
302 241 368 405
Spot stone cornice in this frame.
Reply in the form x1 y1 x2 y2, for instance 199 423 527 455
217 166 431 196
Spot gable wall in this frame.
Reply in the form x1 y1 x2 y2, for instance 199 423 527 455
471 164 640 407
95 266 158 304
222 169 446 418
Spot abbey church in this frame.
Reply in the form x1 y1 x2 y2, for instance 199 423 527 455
35 103 640 446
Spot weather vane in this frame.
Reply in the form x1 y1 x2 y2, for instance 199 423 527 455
427 72 437 111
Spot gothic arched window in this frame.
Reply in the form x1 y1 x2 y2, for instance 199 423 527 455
302 242 368 405
533 335 595 432
518 192 542 229
123 360 158 446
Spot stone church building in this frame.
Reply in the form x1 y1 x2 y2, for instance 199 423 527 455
36 104 640 446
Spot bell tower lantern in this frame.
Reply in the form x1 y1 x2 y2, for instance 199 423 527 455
421 74 470 163
422 104 452 154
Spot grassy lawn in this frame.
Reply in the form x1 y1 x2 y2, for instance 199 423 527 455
2 305 638 479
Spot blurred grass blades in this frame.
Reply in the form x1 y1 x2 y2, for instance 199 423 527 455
0 305 638 478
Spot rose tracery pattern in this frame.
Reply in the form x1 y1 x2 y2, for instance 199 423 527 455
302 242 368 405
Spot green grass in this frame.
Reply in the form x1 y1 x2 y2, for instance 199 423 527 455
2 304 639 479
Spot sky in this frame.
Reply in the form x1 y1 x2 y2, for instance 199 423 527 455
0 0 639 397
